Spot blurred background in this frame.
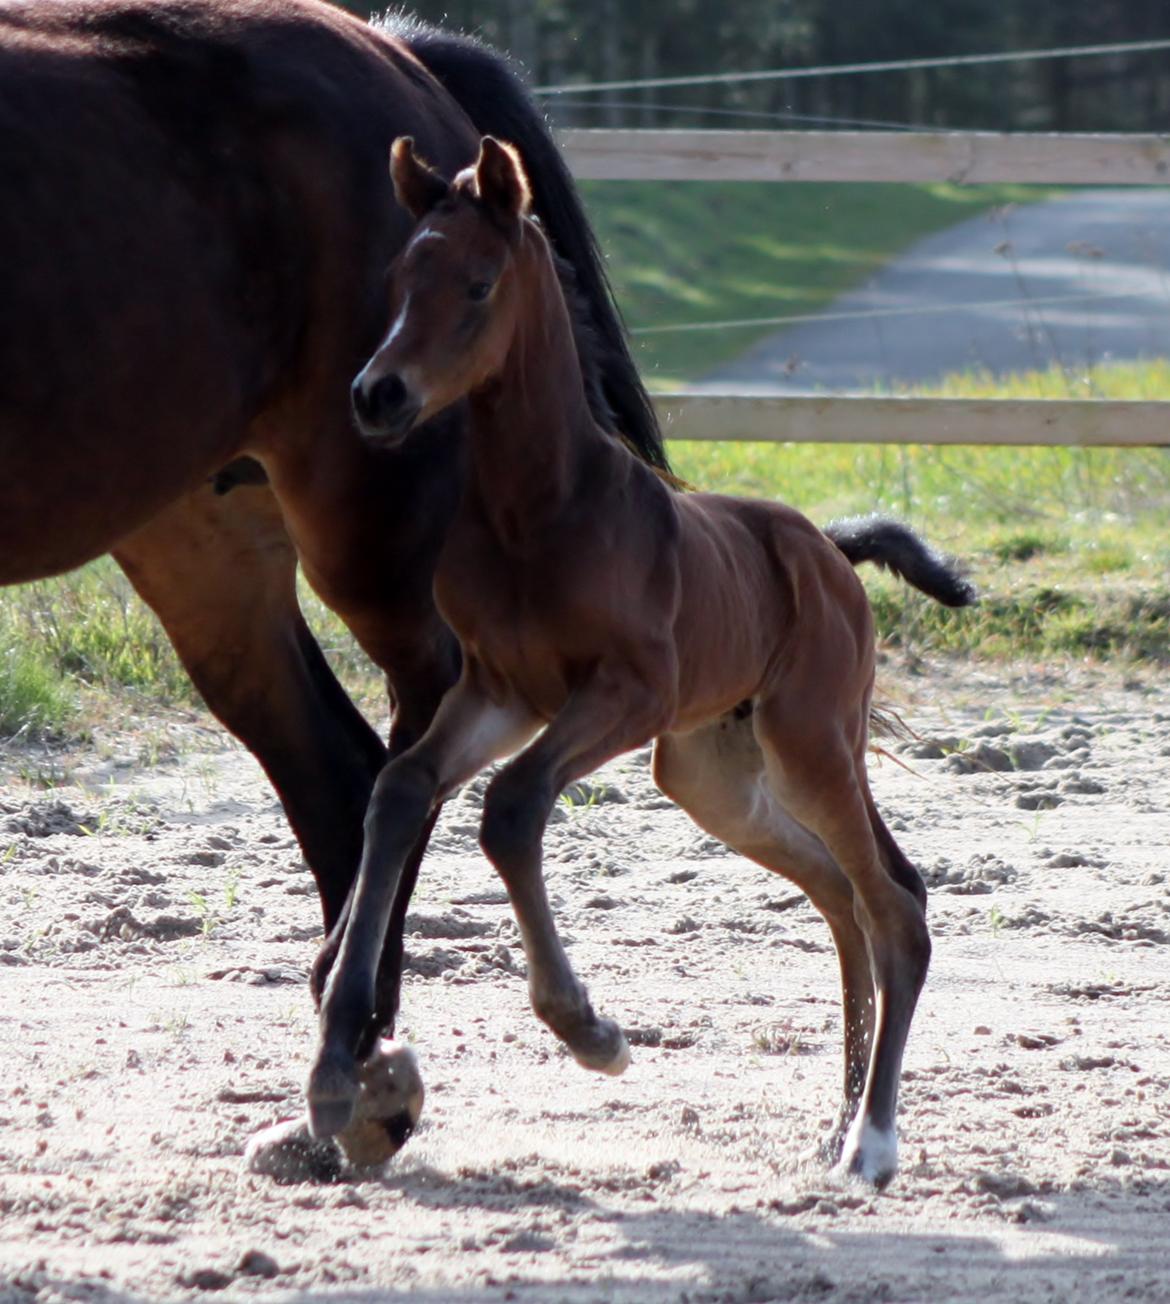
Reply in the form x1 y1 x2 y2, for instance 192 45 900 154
351 1 1170 134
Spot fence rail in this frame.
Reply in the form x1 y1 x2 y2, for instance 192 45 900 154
559 128 1170 184
651 394 1170 446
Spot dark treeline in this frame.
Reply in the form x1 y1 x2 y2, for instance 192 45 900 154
347 1 1170 132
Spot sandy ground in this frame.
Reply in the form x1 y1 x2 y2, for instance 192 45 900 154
0 658 1168 1303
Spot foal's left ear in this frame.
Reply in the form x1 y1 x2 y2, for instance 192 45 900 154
390 136 450 219
474 137 532 228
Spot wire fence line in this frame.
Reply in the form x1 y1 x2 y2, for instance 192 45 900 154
629 290 1164 338
534 37 1170 98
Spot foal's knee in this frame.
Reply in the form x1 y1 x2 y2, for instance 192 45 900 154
480 771 553 869
364 756 437 846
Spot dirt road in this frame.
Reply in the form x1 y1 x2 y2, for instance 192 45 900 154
698 190 1170 392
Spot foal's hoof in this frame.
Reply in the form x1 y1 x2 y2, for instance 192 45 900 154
337 1039 425 1170
836 1117 898 1189
244 1118 344 1185
306 1052 361 1140
572 1019 631 1077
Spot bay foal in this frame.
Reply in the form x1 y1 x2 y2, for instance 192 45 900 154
315 137 975 1186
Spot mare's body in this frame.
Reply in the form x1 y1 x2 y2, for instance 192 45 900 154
313 139 975 1186
0 0 664 1079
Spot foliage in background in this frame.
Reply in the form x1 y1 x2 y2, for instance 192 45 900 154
354 0 1170 135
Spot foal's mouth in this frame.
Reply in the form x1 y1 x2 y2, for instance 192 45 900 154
350 372 422 446
351 403 422 447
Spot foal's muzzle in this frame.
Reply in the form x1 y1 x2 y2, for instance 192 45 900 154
350 372 421 443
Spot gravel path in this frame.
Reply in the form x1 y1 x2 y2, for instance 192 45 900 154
698 190 1170 392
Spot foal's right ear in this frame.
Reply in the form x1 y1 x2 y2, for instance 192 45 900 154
390 137 449 219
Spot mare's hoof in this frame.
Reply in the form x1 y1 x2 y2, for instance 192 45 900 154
337 1039 425 1170
573 1020 631 1076
306 1053 361 1140
836 1117 898 1189
244 1118 343 1185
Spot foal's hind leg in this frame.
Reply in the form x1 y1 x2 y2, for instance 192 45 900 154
479 671 673 1074
750 697 930 1187
654 720 875 1165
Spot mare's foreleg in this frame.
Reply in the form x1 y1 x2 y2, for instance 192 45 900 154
114 483 385 928
307 667 540 1138
479 669 673 1074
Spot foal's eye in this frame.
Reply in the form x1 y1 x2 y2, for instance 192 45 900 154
468 280 493 302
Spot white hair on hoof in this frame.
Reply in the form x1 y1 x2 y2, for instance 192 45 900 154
587 1031 630 1077
837 1115 898 1189
335 1039 425 1171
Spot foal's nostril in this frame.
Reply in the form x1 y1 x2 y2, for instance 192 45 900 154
351 371 413 437
371 373 408 416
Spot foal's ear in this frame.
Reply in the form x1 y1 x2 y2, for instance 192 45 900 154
474 137 532 227
390 137 449 219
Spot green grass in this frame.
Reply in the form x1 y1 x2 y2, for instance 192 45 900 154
0 557 390 742
581 181 1057 386
670 359 1170 664
1 368 1168 741
0 563 199 739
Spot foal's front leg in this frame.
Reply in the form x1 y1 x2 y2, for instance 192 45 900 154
307 669 540 1139
479 668 673 1074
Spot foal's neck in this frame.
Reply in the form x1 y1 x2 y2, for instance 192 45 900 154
467 225 605 537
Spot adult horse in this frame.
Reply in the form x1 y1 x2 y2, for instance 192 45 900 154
0 0 665 1158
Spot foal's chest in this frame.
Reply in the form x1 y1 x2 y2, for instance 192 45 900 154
435 523 584 715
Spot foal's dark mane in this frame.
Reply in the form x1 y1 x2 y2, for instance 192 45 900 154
379 11 669 472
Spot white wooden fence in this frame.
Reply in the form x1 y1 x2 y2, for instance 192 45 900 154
558 129 1170 446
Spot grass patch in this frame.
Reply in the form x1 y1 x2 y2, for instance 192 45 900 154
0 561 197 739
1 358 1168 742
670 359 1170 665
581 181 1057 386
0 646 72 739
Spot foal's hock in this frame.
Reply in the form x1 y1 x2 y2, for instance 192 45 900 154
311 135 975 1188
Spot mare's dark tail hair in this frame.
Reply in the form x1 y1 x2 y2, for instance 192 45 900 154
824 515 977 608
385 15 668 472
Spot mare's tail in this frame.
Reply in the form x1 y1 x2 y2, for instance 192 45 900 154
386 17 667 473
824 515 976 608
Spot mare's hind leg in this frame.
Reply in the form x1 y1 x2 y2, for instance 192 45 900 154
479 671 673 1074
749 694 930 1188
114 482 385 928
654 718 875 1166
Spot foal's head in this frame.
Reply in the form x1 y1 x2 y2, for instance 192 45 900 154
351 136 537 444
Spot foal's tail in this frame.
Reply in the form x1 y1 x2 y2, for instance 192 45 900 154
824 515 977 608
387 18 668 474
